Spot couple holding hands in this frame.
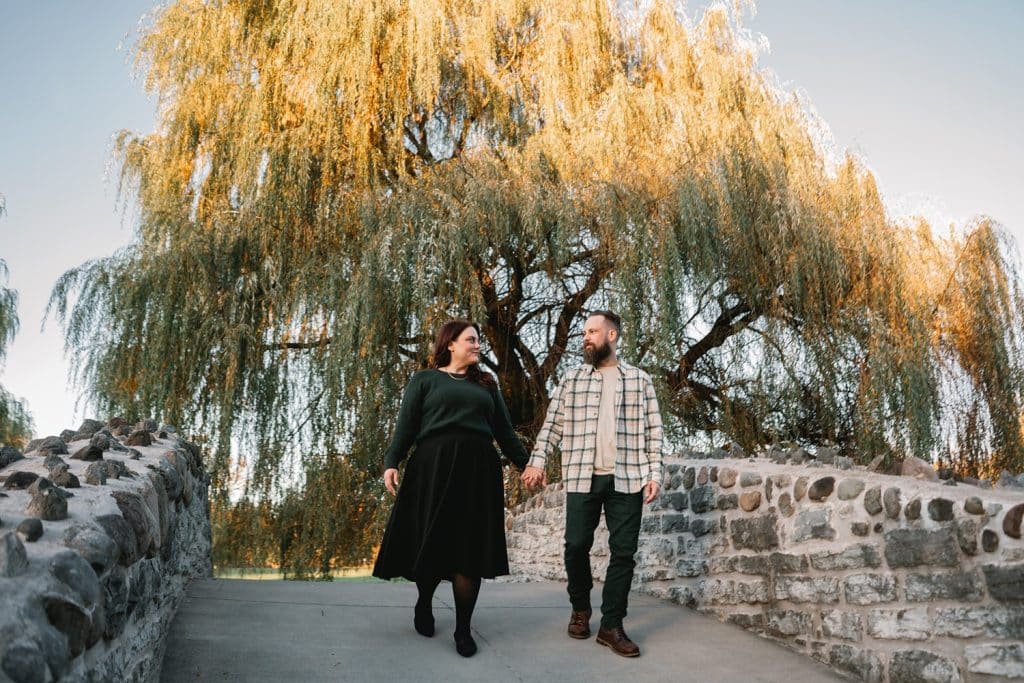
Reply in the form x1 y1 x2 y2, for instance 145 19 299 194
372 311 664 659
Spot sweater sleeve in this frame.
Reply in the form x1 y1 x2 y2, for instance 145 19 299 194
489 386 530 470
383 373 425 470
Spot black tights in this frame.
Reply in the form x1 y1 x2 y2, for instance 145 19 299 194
416 574 481 636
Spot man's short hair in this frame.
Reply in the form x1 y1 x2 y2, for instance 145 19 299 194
588 309 622 334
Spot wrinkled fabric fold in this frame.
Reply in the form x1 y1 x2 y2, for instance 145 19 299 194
373 429 509 580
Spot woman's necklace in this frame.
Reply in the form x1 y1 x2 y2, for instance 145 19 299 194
441 367 467 380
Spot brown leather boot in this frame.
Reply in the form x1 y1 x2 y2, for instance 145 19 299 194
596 625 641 657
567 608 592 639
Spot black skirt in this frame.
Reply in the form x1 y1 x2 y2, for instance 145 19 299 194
373 429 510 581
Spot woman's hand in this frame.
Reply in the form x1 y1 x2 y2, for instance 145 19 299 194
384 468 400 495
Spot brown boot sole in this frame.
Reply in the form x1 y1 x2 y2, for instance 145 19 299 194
596 635 641 657
568 630 591 640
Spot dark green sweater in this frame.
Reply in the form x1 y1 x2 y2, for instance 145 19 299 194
383 369 529 470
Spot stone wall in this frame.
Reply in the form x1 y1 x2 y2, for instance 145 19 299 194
506 453 1024 681
0 419 211 682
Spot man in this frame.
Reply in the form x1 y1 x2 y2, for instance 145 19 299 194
522 310 663 657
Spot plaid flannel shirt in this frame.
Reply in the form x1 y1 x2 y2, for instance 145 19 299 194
528 359 664 494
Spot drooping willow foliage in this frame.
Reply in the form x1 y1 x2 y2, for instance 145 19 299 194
50 1 1024 572
0 197 35 448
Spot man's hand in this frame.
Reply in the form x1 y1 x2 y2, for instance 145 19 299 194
521 465 546 490
384 468 400 496
643 480 661 504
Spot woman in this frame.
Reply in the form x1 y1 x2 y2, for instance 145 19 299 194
372 320 529 657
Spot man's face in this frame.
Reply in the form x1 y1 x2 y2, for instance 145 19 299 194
583 315 616 365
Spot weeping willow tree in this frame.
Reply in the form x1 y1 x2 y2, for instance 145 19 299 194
50 0 1024 570
1 197 35 448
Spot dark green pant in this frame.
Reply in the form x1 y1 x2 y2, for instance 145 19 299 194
565 474 643 629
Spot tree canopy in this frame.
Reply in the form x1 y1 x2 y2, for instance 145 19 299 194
1 196 34 448
51 0 1024 571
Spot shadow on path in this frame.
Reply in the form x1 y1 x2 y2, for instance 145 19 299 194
160 579 842 682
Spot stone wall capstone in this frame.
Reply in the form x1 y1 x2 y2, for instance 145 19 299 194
0 418 211 682
506 452 1024 682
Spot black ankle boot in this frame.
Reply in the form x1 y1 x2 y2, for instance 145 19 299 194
454 631 477 657
414 602 434 637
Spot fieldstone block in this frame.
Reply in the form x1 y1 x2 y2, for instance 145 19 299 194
792 508 834 543
85 462 108 486
884 528 959 568
690 516 718 537
62 525 118 576
70 445 103 462
981 529 999 552
126 430 153 447
821 610 862 642
837 478 865 500
774 576 839 603
701 578 770 605
697 466 708 485
655 491 687 512
739 472 762 487
739 491 761 511
2 644 53 683
766 609 811 637
982 564 1024 602
641 515 660 534
955 519 978 556
928 498 954 522
807 476 834 501
964 496 984 515
810 543 881 571
52 470 80 489
675 558 706 577
730 513 778 551
718 468 737 488
864 487 883 515
0 445 23 468
726 613 764 631
16 517 43 542
768 552 808 573
933 607 1024 639
851 522 870 537
689 486 715 513
867 608 930 640
1005 503 1024 539
661 513 689 533
0 531 30 577
778 493 794 517
889 649 962 683
965 644 1024 679
905 571 984 602
905 497 922 520
717 494 738 511
3 471 39 490
883 487 901 519
708 554 769 575
682 467 695 489
794 476 808 501
829 645 882 683
110 491 154 558
34 436 68 456
844 573 897 605
25 478 68 521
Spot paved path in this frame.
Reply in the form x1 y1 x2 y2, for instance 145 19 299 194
161 579 842 682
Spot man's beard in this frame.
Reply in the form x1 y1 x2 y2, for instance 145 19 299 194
583 341 612 365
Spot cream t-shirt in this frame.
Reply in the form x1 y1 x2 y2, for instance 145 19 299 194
593 365 620 474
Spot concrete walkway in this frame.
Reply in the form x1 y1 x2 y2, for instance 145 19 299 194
161 579 843 682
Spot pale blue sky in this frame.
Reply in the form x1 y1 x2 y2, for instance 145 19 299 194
1 1 1022 437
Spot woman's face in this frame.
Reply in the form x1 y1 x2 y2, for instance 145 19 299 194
448 326 481 368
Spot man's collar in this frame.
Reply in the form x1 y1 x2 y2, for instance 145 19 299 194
583 358 633 374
